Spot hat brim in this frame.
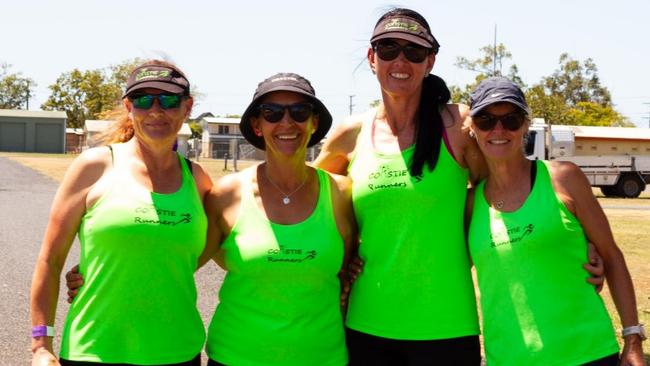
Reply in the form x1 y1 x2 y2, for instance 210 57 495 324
470 96 531 117
240 88 332 151
371 32 433 48
123 81 186 98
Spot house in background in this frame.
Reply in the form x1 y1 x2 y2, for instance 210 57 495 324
65 128 85 153
200 116 262 159
0 109 67 153
84 120 111 148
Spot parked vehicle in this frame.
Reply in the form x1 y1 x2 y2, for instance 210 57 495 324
526 120 650 198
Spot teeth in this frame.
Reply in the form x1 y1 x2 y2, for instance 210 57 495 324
390 73 409 79
489 139 509 145
277 134 298 140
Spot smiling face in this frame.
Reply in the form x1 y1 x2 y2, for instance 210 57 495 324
368 38 435 98
125 88 192 147
251 91 319 158
471 102 529 162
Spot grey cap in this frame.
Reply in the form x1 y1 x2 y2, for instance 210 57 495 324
469 77 530 116
370 15 440 53
239 72 332 150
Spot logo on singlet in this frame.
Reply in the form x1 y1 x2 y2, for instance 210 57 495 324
133 205 193 226
490 223 534 248
366 164 410 190
266 246 318 263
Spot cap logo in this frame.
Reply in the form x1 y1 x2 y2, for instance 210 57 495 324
135 68 171 81
271 76 299 83
489 93 504 98
384 18 419 33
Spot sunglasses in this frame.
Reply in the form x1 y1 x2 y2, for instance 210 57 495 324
257 102 315 123
373 40 431 63
473 112 527 131
128 94 184 110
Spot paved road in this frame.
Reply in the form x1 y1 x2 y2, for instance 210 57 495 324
0 157 224 366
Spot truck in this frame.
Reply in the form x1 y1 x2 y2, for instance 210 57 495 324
525 119 650 198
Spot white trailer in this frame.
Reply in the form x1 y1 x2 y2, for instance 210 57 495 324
526 120 650 198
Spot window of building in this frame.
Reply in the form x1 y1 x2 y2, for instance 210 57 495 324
218 125 229 134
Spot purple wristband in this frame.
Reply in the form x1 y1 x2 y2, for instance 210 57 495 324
32 325 54 338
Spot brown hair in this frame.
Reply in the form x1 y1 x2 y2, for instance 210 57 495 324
96 59 192 145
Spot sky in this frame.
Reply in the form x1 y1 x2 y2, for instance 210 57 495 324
3 0 650 127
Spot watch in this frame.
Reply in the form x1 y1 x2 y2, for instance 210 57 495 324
622 324 647 341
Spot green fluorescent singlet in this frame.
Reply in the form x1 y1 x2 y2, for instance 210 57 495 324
346 111 479 340
469 160 618 365
207 167 347 366
60 143 207 364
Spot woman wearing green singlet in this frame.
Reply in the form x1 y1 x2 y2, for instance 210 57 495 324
465 77 646 365
315 7 486 364
30 60 212 366
202 73 355 366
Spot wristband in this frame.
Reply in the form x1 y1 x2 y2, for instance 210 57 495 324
32 325 55 338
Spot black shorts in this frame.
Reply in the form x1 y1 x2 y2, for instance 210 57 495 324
582 353 619 366
346 327 481 366
59 353 200 366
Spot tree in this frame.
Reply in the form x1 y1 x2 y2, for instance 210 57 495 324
452 44 524 104
540 53 611 107
567 102 633 127
528 54 627 126
0 63 36 109
41 59 141 128
369 99 381 108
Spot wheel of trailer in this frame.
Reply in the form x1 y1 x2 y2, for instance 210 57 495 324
600 186 618 197
616 175 645 198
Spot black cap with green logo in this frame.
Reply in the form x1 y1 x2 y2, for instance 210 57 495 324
370 15 440 53
123 64 190 98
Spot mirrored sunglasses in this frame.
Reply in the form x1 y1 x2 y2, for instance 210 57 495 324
129 94 183 110
474 112 527 131
373 40 431 63
257 102 314 123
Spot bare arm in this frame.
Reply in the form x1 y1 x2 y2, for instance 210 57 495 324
329 174 358 310
197 188 224 269
550 161 645 363
30 148 110 359
313 119 362 175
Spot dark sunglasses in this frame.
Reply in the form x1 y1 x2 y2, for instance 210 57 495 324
373 40 431 63
473 112 527 131
257 102 315 123
128 94 184 110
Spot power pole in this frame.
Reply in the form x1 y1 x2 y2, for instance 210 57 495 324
349 95 355 115
493 24 497 75
25 80 30 110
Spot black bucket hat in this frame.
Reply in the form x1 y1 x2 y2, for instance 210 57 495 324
469 77 530 117
240 73 332 150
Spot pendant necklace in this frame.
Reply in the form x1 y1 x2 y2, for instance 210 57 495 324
265 169 308 205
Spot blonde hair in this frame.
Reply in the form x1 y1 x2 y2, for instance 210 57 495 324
96 59 192 145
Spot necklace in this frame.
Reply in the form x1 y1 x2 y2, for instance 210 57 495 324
264 168 308 205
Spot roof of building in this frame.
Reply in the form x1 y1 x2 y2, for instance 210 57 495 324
0 109 67 119
203 117 240 125
66 128 84 135
571 125 650 141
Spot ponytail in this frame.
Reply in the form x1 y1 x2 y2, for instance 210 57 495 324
410 74 451 178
